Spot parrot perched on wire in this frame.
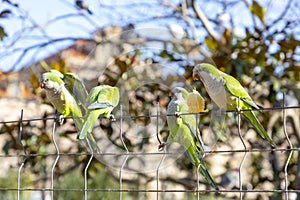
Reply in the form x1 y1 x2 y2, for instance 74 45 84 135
40 70 99 153
77 85 120 140
167 87 218 189
193 63 276 147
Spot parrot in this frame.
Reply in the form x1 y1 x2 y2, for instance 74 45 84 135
167 87 218 189
40 70 99 153
193 63 276 147
77 85 120 140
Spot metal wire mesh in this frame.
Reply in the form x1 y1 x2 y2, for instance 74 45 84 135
0 97 300 200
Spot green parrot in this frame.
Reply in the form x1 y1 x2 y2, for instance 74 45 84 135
193 63 276 147
77 85 120 140
40 70 99 152
167 87 218 189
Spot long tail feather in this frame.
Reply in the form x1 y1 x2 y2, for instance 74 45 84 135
186 145 219 189
198 156 219 190
77 111 99 140
243 111 276 147
74 115 100 153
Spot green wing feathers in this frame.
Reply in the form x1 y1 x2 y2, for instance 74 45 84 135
64 73 88 107
185 140 219 190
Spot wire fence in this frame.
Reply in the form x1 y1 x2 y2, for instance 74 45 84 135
0 100 300 200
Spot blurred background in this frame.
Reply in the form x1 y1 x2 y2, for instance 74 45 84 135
0 0 300 199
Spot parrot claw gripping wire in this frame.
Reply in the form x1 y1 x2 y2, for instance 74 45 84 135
57 114 65 125
174 111 181 118
158 142 167 151
109 114 116 121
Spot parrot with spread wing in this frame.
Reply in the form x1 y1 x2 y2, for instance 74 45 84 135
77 85 120 140
167 87 218 189
193 63 275 147
40 70 99 152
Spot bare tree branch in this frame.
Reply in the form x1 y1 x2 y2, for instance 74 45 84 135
191 0 221 42
181 0 211 58
269 0 294 26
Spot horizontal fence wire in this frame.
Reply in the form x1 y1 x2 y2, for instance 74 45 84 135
0 102 300 200
1 105 300 125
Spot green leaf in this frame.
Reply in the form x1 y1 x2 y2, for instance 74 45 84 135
250 1 265 23
0 26 7 40
204 37 218 51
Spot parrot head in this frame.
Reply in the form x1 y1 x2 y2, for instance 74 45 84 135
192 63 220 81
170 87 189 101
40 70 64 90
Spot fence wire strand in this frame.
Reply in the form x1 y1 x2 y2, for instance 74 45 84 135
282 94 293 200
17 109 25 200
237 97 248 200
84 137 94 200
1 104 300 199
50 117 59 200
119 105 129 200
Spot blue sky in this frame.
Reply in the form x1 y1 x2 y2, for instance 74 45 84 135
0 0 297 72
0 0 177 71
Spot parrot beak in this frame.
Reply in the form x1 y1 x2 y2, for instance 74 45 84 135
40 77 48 89
192 72 200 80
40 79 46 88
169 91 174 97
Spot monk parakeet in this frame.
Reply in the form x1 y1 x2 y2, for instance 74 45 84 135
193 63 276 147
77 85 120 140
167 87 218 189
40 70 99 152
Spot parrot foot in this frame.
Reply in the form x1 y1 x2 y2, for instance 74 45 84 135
235 107 242 114
174 112 181 118
158 142 167 151
57 115 64 125
109 114 116 121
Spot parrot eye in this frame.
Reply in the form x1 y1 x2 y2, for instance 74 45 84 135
193 73 200 80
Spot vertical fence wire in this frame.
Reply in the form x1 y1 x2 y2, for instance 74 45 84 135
237 97 248 200
195 112 200 200
17 109 26 200
119 105 129 200
196 165 201 200
156 149 166 200
282 94 293 200
50 118 59 200
156 103 166 200
84 136 94 200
